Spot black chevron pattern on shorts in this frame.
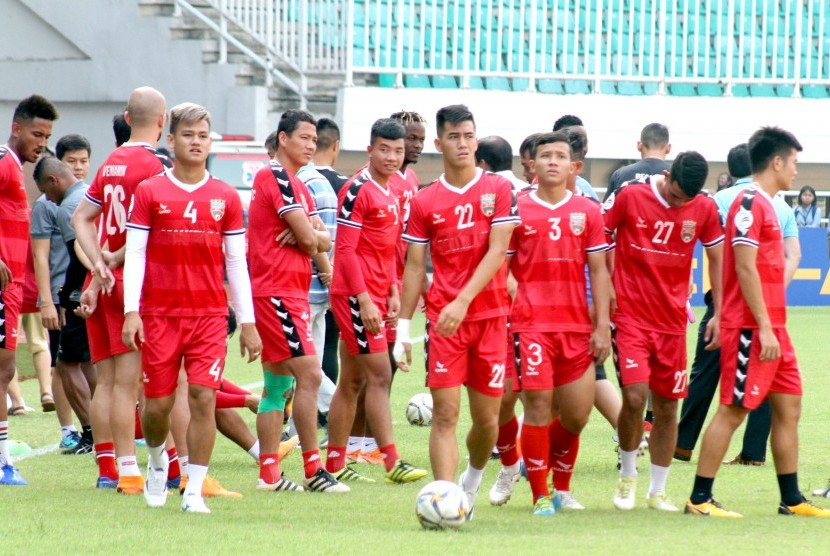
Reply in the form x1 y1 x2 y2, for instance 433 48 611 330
348 296 371 355
731 329 753 407
0 291 7 350
271 297 304 357
423 321 430 388
512 332 523 390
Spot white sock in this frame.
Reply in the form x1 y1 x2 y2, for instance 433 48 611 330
363 437 378 452
60 425 77 439
462 462 485 490
117 456 141 477
248 440 260 460
648 464 670 496
347 436 363 452
0 421 9 464
620 449 639 478
185 464 208 498
180 455 189 477
504 460 521 474
147 443 166 469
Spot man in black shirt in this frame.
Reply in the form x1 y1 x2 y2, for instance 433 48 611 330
604 123 671 201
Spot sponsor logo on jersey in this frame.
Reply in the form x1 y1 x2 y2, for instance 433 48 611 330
210 198 226 221
734 208 753 234
158 203 172 215
681 220 696 243
636 216 647 228
570 212 586 235
435 361 448 373
625 358 638 369
523 225 537 236
377 208 386 218
751 384 760 397
432 213 445 224
480 193 496 216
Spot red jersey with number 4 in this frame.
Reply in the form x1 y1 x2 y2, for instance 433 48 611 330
127 170 244 317
722 186 786 329
403 169 519 322
248 161 318 299
509 191 607 332
85 142 171 279
0 146 29 284
330 167 401 303
602 178 723 335
390 167 420 281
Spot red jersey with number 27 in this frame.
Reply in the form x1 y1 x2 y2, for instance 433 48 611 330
602 178 723 335
389 167 420 282
403 168 519 322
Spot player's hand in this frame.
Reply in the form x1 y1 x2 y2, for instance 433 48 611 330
609 285 617 317
0 259 12 291
590 325 612 363
311 216 326 232
436 297 469 337
102 249 122 270
703 313 720 351
276 228 297 246
386 292 400 323
359 296 382 335
318 272 332 287
93 258 116 295
244 393 261 413
40 303 61 330
393 341 412 372
122 312 145 351
758 326 780 362
74 283 100 319
239 323 262 363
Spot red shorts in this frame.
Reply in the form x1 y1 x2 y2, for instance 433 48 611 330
330 295 388 356
425 316 507 397
719 327 801 410
86 278 131 364
254 296 316 364
0 283 22 351
386 321 397 344
612 324 688 399
515 330 593 391
142 315 227 398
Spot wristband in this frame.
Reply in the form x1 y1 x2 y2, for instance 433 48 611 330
396 318 412 343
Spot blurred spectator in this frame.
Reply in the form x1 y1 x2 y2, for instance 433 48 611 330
794 185 823 228
716 172 732 191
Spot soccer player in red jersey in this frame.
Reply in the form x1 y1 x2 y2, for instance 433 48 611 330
603 151 724 511
0 94 58 486
72 87 171 492
248 110 347 493
507 132 611 515
325 119 427 485
686 128 830 518
122 102 261 513
396 105 519 513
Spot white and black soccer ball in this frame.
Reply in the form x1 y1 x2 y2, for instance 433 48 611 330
415 480 470 530
405 392 433 426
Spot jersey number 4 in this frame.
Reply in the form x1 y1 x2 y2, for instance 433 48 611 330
184 201 198 223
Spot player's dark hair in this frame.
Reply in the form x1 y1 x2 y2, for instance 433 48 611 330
265 131 278 152
531 131 571 159
798 185 817 207
561 127 587 162
277 109 316 137
370 118 405 144
640 123 669 149
113 111 131 147
316 118 340 151
13 95 59 124
391 110 427 127
669 151 709 198
475 136 513 172
552 114 583 131
726 143 752 180
747 126 802 174
32 156 72 185
435 104 474 135
520 132 543 157
55 134 91 161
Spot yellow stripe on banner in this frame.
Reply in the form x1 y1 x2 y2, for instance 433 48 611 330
821 272 830 295
793 268 822 280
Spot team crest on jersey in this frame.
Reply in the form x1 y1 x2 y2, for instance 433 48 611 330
210 198 226 221
734 208 753 234
480 193 496 216
570 212 586 235
681 220 696 243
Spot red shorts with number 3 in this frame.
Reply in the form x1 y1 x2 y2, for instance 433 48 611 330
515 330 593 391
612 324 688 399
425 316 507 397
141 314 227 398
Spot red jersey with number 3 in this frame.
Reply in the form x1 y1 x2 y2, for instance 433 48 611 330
602 178 723 334
126 170 244 316
85 142 171 279
722 185 786 329
403 168 519 322
330 167 401 303
389 167 420 281
248 161 318 299
509 191 607 333
0 146 29 284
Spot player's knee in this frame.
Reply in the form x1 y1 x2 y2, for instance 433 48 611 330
259 374 295 413
432 403 460 429
296 366 322 391
621 387 648 411
560 413 589 434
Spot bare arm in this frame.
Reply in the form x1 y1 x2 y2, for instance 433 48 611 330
310 215 332 253
32 238 61 330
783 236 801 287
71 198 114 292
282 209 319 256
703 243 723 350
587 251 611 362
394 242 428 371
734 244 779 361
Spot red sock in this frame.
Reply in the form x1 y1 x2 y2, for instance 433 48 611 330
302 449 322 478
166 447 180 480
220 378 250 396
259 453 281 484
496 415 520 467
134 407 143 440
379 444 400 472
549 418 580 492
326 445 347 473
94 442 118 480
520 424 550 502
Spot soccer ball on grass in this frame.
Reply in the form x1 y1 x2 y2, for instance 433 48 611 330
405 392 433 426
415 480 470 530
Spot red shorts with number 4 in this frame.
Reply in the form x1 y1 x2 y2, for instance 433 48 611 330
515 330 593 391
254 296 316 364
612 324 688 399
141 314 227 398
719 327 801 410
425 316 507 397
86 278 132 364
0 283 22 352
330 295 388 356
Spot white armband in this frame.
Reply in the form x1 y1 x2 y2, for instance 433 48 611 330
224 234 255 324
396 318 412 344
123 228 149 314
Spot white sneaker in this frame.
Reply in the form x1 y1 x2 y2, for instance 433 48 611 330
304 468 350 493
556 490 585 510
459 471 480 520
144 458 169 508
181 493 211 513
647 491 679 511
488 464 521 506
613 476 637 510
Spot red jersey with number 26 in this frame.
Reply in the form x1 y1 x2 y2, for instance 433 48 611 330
602 178 723 335
509 191 607 332
127 170 244 316
403 168 519 322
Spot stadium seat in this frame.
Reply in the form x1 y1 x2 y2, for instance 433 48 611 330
617 81 643 95
668 83 697 96
377 74 396 88
697 83 723 96
598 81 617 94
775 84 795 97
466 76 485 89
802 84 830 98
404 74 431 88
432 75 458 88
564 79 591 94
538 78 564 94
512 77 531 91
485 76 511 90
642 82 659 95
730 84 750 96
749 83 776 96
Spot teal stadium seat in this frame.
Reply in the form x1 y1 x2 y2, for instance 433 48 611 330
404 74 431 88
802 84 830 98
668 83 697 96
538 78 564 94
432 75 458 88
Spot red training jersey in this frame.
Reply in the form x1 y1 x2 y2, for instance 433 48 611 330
389 167 420 282
85 142 171 279
403 168 520 322
721 185 786 329
248 161 318 299
126 170 244 316
602 178 723 334
330 167 401 302
0 146 29 285
509 191 607 332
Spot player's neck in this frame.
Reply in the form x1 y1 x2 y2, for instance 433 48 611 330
172 164 207 185
126 129 159 146
442 164 477 188
367 166 390 187
276 152 300 175
313 153 333 168
751 174 783 198
536 183 567 204
6 136 20 158
399 161 410 173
